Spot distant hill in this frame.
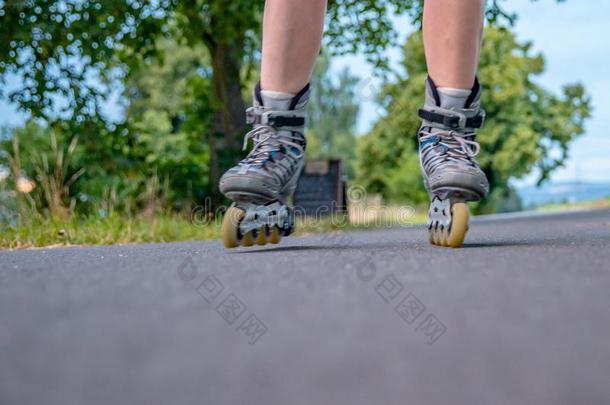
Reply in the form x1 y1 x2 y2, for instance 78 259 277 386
517 181 610 208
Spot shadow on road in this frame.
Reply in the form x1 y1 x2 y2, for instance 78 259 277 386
227 234 609 253
229 245 388 254
228 240 534 254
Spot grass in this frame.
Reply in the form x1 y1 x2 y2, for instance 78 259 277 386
0 213 221 250
0 202 428 250
4 197 609 250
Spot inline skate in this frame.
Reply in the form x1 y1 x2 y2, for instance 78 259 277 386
219 83 309 248
418 77 489 247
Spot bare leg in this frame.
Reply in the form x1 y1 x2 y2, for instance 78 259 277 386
260 0 327 94
423 0 485 89
419 1 488 248
219 1 326 248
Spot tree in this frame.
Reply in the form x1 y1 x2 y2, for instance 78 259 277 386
2 0 538 207
355 27 590 212
306 53 359 175
122 38 213 209
0 0 413 205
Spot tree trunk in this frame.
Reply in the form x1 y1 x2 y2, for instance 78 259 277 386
206 39 247 208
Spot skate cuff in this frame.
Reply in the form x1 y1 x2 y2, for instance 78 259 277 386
418 107 485 129
246 107 306 127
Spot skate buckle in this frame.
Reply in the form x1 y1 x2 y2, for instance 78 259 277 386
246 107 305 127
418 107 485 129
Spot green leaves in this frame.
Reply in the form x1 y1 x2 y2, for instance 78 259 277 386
0 0 576 215
306 53 360 175
1 0 174 122
355 27 590 211
1 0 563 123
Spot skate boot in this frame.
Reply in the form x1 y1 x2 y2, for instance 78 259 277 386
418 77 489 247
219 83 309 248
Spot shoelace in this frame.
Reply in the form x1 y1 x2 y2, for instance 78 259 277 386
420 128 481 174
241 125 304 167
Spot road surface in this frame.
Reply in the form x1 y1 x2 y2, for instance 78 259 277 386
1 208 610 405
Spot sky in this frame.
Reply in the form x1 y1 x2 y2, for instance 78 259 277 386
1 0 608 185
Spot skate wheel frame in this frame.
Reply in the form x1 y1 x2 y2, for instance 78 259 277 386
221 205 287 249
428 198 470 248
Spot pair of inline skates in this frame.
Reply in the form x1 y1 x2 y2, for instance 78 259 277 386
219 77 488 248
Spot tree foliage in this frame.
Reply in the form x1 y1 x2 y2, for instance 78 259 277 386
0 0 573 215
0 0 542 129
356 27 590 212
0 0 172 122
121 38 213 208
306 53 360 175
0 37 215 215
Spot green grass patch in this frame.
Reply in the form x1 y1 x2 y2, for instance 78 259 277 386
4 197 609 250
0 213 221 250
0 204 428 250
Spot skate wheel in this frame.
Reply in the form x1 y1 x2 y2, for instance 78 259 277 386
255 226 268 246
222 206 244 248
446 203 469 248
269 226 281 244
240 231 254 247
428 202 469 248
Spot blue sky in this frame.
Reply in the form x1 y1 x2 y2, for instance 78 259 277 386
1 0 608 185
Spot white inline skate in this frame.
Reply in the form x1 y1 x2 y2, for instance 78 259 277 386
418 77 489 247
219 83 309 248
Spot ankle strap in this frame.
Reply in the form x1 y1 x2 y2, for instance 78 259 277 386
246 106 306 128
418 106 485 130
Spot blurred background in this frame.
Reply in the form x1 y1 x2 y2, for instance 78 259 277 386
0 0 608 248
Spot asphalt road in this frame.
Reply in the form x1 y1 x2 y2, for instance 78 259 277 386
1 208 610 405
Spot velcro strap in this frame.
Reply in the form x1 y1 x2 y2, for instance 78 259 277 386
418 108 484 129
267 115 305 127
246 107 305 127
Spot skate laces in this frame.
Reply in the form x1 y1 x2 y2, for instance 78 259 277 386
241 125 304 167
420 128 481 173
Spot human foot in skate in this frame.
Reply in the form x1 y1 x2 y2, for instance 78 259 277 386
418 77 489 247
219 83 309 248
